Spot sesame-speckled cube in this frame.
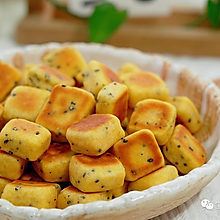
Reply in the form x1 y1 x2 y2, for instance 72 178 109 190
127 99 177 145
36 84 96 142
32 142 75 182
43 46 86 78
3 85 50 122
57 185 112 208
79 60 122 97
128 165 179 191
0 61 22 102
120 71 169 108
112 129 165 181
0 150 28 180
0 118 51 161
66 114 125 156
96 82 129 123
25 65 75 91
0 177 12 196
1 180 61 209
168 96 202 134
163 124 207 174
69 153 125 192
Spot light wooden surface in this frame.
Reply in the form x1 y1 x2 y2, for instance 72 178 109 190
15 1 220 56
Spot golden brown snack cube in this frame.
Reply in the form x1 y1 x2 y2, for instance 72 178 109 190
3 85 50 122
80 60 122 97
168 96 202 134
128 165 179 191
0 150 28 180
25 65 75 91
0 61 22 102
120 71 169 108
42 46 86 78
0 177 12 197
112 129 164 181
32 142 75 182
1 180 61 209
117 62 141 77
96 82 129 123
127 99 176 145
66 114 125 156
163 124 207 174
69 153 125 192
57 185 112 208
36 84 95 141
112 180 129 198
0 118 51 161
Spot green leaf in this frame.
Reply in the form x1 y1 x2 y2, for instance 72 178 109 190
207 0 220 28
88 2 127 43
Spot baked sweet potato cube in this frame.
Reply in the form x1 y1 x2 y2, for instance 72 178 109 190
112 129 165 181
32 142 75 182
42 46 86 78
0 61 22 102
36 84 96 141
66 114 125 156
96 82 129 123
0 150 28 180
3 85 50 122
1 180 61 209
163 124 207 174
25 65 75 91
127 99 176 145
57 185 112 208
0 118 51 161
120 71 169 108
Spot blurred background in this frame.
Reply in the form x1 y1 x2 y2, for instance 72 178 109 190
1 0 218 56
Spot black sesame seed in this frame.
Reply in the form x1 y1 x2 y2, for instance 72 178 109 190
61 84 66 87
36 131 40 135
98 149 102 153
64 110 68 113
67 201 71 204
148 158 153 162
189 146 193 151
8 151 13 155
184 163 187 166
122 138 128 143
95 69 100 72
188 118 191 123
83 172 86 177
131 169 136 174
13 127 18 131
69 106 75 111
95 180 99 183
177 145 181 148
4 139 9 144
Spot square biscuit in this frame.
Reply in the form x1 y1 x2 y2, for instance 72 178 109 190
3 85 50 122
112 129 165 181
36 84 96 141
32 142 75 182
116 62 141 77
168 96 202 134
120 71 170 108
128 165 179 191
0 61 22 102
163 124 207 174
25 65 75 91
0 150 28 180
96 82 129 123
79 60 122 97
0 177 12 196
1 180 61 209
127 99 177 145
42 46 86 78
69 153 125 192
0 118 51 161
57 185 112 208
66 114 125 156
